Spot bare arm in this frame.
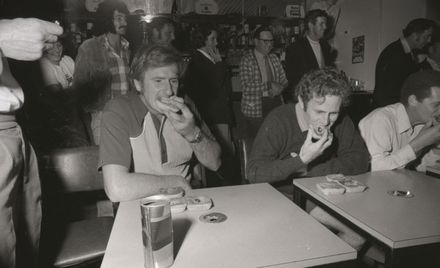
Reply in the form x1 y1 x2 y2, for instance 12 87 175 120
102 164 191 202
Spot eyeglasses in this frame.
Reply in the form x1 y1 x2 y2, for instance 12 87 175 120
258 38 274 44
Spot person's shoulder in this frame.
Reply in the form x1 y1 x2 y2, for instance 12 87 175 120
266 103 296 121
359 103 400 127
78 36 103 50
382 39 403 54
103 92 141 117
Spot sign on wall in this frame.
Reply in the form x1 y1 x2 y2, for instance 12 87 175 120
352 35 365 64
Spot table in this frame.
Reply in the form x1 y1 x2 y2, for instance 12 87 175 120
293 170 440 268
101 183 356 268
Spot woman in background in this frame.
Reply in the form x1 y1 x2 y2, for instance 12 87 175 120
40 40 75 92
36 39 90 151
184 25 234 155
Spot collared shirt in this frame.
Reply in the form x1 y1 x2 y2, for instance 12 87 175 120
307 35 324 68
103 35 130 96
427 57 440 71
400 37 412 54
197 48 216 64
358 103 420 171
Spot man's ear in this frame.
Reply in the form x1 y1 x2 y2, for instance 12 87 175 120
298 95 305 110
408 94 418 106
133 79 142 93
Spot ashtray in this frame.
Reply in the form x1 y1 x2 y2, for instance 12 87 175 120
199 212 227 223
387 190 414 198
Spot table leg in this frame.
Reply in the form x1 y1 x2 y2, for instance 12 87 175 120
385 248 397 268
293 185 306 209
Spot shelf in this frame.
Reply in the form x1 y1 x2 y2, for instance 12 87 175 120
178 13 242 24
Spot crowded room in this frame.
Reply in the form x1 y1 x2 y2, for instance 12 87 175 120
1 0 440 267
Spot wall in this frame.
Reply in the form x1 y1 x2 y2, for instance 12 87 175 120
333 0 381 91
334 0 428 91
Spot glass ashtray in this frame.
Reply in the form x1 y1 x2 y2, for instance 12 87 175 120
387 190 414 198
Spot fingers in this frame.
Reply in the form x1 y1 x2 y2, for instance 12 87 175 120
156 98 181 113
40 19 64 36
305 126 314 144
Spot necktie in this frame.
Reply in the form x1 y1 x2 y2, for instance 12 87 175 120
264 55 273 82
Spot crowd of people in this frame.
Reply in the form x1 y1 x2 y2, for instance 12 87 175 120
1 0 440 267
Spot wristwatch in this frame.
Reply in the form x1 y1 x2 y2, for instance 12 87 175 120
188 128 204 144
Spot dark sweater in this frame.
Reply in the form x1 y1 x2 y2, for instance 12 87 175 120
247 104 369 184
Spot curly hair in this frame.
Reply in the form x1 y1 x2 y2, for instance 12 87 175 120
191 25 217 49
295 67 351 108
94 0 129 35
130 44 183 82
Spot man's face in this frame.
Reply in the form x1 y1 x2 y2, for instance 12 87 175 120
113 10 127 35
299 94 342 132
308 16 327 40
153 24 175 46
414 28 433 49
135 64 179 115
255 31 274 55
413 86 440 124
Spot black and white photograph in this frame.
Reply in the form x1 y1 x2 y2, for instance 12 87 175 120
0 0 439 268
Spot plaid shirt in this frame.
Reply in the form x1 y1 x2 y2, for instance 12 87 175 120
240 50 288 118
104 36 130 97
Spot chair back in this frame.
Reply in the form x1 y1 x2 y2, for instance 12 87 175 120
40 145 113 267
238 138 254 184
41 145 103 193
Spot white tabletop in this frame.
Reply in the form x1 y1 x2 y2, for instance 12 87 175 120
101 183 356 268
293 170 440 249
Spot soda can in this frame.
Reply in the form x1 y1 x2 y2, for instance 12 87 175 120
140 199 174 268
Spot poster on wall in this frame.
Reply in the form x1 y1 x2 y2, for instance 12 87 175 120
352 35 365 64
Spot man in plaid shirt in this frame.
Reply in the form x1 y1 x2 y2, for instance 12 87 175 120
240 26 288 138
74 0 131 145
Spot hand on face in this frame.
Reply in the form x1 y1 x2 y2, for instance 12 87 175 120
0 18 63 61
155 96 197 138
299 126 333 164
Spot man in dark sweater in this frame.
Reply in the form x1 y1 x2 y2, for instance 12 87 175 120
247 67 370 251
248 67 369 185
373 18 435 108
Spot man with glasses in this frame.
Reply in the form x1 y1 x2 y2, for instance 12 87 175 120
74 0 131 144
240 26 288 138
285 9 334 91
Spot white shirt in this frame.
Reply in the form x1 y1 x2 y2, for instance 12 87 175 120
40 55 75 89
358 103 420 171
307 36 324 68
0 54 24 112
